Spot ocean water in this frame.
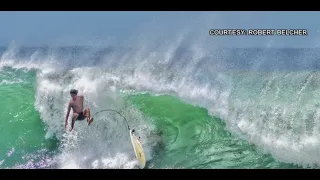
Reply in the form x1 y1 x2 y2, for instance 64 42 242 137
0 44 319 169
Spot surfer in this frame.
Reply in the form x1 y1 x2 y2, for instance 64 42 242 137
65 89 94 131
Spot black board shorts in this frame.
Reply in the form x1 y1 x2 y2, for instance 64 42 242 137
76 112 86 120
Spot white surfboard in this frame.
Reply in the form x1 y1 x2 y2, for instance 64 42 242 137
129 129 146 169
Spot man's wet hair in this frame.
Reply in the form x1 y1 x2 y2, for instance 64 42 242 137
70 89 78 95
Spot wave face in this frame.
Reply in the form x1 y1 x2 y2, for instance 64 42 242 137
1 39 320 168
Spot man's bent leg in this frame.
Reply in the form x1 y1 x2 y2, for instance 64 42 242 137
84 108 90 122
84 108 93 125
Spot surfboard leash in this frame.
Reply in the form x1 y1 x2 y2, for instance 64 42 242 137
91 109 130 130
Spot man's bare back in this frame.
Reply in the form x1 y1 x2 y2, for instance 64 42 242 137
65 89 94 131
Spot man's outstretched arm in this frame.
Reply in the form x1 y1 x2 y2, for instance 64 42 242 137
65 102 72 129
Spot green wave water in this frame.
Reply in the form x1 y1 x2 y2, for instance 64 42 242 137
126 94 300 169
0 68 58 168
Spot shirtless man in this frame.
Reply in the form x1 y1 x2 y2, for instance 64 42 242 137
65 89 94 131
